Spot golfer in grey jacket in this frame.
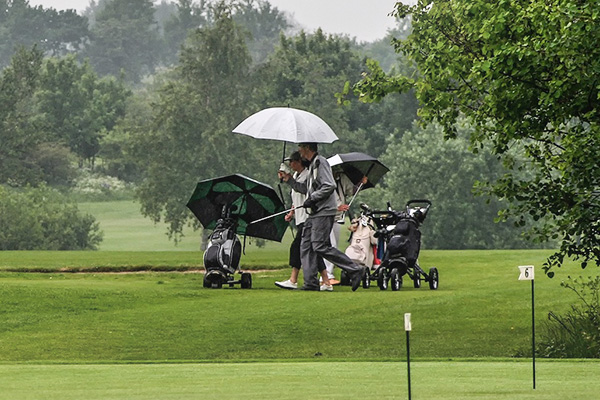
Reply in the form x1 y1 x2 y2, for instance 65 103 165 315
279 143 366 291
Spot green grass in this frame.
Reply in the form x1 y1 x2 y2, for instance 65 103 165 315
77 200 200 251
1 361 599 399
0 251 594 362
77 200 298 253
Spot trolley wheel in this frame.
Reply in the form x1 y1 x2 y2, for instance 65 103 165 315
390 268 402 291
413 274 421 288
377 269 388 291
428 267 439 290
362 269 371 289
203 274 211 288
212 281 223 289
241 272 252 289
340 270 350 286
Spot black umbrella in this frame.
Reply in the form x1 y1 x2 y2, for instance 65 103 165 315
186 174 288 242
327 152 390 189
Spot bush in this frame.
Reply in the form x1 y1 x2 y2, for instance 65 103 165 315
72 169 134 201
0 185 103 250
537 276 600 358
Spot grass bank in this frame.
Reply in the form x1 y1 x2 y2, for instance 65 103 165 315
0 250 594 362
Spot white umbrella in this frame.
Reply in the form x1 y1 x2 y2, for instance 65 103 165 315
232 107 338 144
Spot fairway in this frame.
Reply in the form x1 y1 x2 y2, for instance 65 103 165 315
2 360 599 399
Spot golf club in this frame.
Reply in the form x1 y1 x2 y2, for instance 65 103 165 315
248 206 304 225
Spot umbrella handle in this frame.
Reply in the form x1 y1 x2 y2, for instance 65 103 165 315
248 206 300 225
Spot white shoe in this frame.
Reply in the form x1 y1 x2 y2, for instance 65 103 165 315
275 279 297 290
320 284 333 292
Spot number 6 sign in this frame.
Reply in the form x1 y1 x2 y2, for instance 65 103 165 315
518 265 535 281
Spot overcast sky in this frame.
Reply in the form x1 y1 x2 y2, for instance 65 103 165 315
29 0 407 42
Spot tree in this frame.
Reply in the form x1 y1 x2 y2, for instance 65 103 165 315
259 29 419 160
130 1 255 240
34 55 131 167
0 47 130 185
161 0 210 66
0 0 90 68
85 0 162 82
232 0 290 64
0 46 45 186
350 0 600 276
258 30 374 156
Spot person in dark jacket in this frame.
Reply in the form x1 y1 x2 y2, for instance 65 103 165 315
278 143 366 291
275 151 330 290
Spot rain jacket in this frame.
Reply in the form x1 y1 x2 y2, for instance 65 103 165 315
287 153 337 218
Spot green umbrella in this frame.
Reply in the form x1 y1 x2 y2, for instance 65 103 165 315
186 174 288 242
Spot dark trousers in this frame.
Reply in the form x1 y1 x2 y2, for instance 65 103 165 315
300 215 360 289
290 223 325 272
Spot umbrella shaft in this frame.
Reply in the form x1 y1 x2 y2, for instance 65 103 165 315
347 181 364 208
337 182 364 223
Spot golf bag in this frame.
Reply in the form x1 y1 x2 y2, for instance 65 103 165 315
203 217 241 275
357 200 438 291
380 214 421 273
345 215 377 269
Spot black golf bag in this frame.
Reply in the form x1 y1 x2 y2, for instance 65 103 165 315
203 204 251 289
203 218 241 275
381 211 422 274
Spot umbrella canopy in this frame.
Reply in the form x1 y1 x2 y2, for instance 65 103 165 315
186 174 288 242
232 107 338 144
328 152 390 190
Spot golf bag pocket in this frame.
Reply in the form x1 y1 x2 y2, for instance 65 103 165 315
204 225 241 274
394 220 410 235
346 241 368 266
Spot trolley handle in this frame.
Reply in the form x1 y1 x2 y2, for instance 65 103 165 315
406 199 432 208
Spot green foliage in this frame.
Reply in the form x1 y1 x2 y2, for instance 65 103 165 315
233 0 291 64
0 48 130 186
351 0 600 274
537 276 600 358
261 29 418 159
0 0 89 68
85 0 162 82
35 55 131 164
261 29 363 134
28 142 78 187
0 185 102 250
161 0 210 66
0 46 46 186
360 120 545 249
